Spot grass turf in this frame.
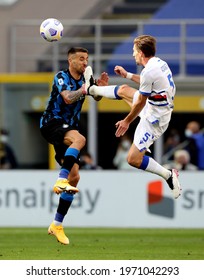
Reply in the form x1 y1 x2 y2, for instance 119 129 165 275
0 228 204 260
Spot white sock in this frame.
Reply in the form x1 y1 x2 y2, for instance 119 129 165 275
146 157 171 180
90 85 117 99
53 220 61 226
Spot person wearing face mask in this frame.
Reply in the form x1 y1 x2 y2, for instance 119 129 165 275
113 134 135 170
184 121 204 170
80 151 102 170
0 129 18 169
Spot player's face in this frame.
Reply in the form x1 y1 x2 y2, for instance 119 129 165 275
69 52 89 75
133 45 142 65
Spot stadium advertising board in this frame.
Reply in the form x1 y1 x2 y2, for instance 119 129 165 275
0 170 204 228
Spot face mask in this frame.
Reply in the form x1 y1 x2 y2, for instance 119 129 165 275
185 129 193 138
121 140 130 150
0 135 8 143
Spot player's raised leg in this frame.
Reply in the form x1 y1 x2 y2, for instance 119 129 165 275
84 66 136 106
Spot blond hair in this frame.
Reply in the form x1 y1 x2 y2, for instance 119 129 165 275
134 35 156 57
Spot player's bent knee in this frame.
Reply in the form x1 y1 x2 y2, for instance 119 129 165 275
79 135 86 147
119 84 129 91
118 84 130 97
74 134 86 149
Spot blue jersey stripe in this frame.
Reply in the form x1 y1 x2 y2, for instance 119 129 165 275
40 69 85 128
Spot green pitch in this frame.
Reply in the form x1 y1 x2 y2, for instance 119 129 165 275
0 228 204 260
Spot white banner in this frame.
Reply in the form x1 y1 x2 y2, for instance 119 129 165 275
0 170 204 227
0 260 204 280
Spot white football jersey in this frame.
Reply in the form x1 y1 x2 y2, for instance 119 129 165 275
139 57 176 126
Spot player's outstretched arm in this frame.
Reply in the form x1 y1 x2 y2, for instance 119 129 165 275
61 85 86 104
114 65 140 84
114 65 127 78
115 94 147 137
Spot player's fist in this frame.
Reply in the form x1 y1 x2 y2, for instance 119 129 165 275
114 65 127 78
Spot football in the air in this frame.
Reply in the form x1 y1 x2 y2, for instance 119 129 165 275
40 18 63 42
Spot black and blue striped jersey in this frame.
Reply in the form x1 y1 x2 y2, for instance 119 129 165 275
40 69 85 129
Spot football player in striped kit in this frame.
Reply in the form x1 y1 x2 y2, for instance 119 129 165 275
40 47 108 245
84 35 181 200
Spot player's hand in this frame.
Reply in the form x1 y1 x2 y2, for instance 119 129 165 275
114 65 127 78
97 72 109 86
81 84 87 95
115 119 129 137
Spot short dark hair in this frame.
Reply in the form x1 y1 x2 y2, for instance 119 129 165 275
67 47 88 57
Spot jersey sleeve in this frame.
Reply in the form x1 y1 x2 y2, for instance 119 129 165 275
139 70 153 97
54 71 72 92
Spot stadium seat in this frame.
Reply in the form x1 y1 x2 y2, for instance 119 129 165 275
107 0 204 76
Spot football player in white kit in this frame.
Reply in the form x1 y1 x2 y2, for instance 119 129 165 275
84 35 181 199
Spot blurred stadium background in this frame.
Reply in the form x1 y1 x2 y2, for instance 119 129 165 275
0 0 204 231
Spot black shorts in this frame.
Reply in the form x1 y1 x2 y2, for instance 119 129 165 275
40 118 79 166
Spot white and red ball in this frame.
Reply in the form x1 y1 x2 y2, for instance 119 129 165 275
40 18 63 42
